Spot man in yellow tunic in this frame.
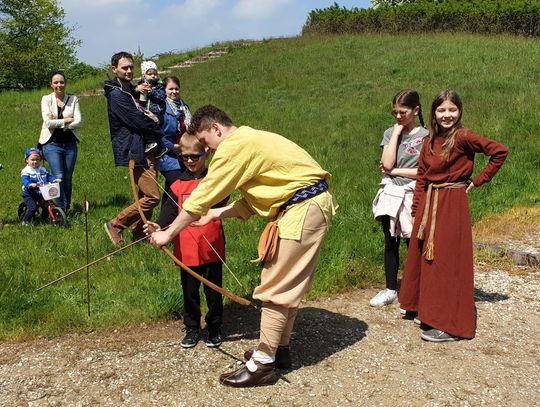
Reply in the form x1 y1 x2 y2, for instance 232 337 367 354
149 105 337 387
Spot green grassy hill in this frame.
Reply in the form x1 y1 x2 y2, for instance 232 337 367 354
0 34 538 340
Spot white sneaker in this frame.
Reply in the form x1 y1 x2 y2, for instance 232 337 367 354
369 289 398 307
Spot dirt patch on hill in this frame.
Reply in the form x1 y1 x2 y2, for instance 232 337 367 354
473 205 540 267
0 264 538 406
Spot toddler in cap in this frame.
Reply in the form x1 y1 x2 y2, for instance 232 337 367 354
20 147 61 225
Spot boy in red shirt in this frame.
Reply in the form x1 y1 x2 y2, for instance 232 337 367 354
152 133 226 348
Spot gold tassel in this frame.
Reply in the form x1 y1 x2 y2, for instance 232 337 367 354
417 224 425 240
424 241 434 261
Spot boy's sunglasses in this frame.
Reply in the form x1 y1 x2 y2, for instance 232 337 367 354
180 153 204 161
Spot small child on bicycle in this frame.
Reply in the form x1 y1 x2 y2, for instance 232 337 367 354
20 147 61 225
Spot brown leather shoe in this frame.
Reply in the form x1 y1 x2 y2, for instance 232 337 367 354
219 361 278 387
243 345 291 369
104 222 124 246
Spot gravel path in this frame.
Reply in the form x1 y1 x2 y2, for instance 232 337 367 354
1 267 538 406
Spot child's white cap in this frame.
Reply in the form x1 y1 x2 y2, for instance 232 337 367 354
141 61 158 76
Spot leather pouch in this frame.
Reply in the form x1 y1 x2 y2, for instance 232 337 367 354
251 212 284 268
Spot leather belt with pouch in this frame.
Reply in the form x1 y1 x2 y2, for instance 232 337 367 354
252 180 328 268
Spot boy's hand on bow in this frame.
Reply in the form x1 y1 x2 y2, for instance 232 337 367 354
143 221 161 235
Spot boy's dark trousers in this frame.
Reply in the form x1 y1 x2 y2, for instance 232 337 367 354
181 262 223 331
21 189 43 222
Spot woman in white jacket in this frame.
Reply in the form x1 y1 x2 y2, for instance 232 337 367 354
39 71 82 213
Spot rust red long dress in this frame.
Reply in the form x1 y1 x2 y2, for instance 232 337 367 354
398 128 508 339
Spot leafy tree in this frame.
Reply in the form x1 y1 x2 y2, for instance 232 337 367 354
64 62 102 81
0 0 81 89
371 0 418 6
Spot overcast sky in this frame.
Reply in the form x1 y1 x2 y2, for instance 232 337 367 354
60 0 371 66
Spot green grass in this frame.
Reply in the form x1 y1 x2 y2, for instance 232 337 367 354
0 33 538 340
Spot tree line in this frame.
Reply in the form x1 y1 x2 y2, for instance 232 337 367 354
303 0 540 37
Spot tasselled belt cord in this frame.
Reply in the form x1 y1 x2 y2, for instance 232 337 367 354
417 181 468 261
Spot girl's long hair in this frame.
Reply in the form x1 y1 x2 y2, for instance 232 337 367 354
393 89 425 128
428 90 463 160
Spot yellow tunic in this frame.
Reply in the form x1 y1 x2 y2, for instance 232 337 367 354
182 126 337 240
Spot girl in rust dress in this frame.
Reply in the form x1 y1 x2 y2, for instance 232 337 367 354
398 90 508 342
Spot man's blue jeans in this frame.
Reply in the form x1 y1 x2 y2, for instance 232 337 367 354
42 141 78 212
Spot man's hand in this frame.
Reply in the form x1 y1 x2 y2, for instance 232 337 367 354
136 83 150 94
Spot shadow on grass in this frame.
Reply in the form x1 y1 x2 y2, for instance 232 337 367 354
474 287 509 302
222 303 368 371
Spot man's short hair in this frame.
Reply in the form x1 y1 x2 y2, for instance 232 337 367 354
188 105 233 134
111 51 134 67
